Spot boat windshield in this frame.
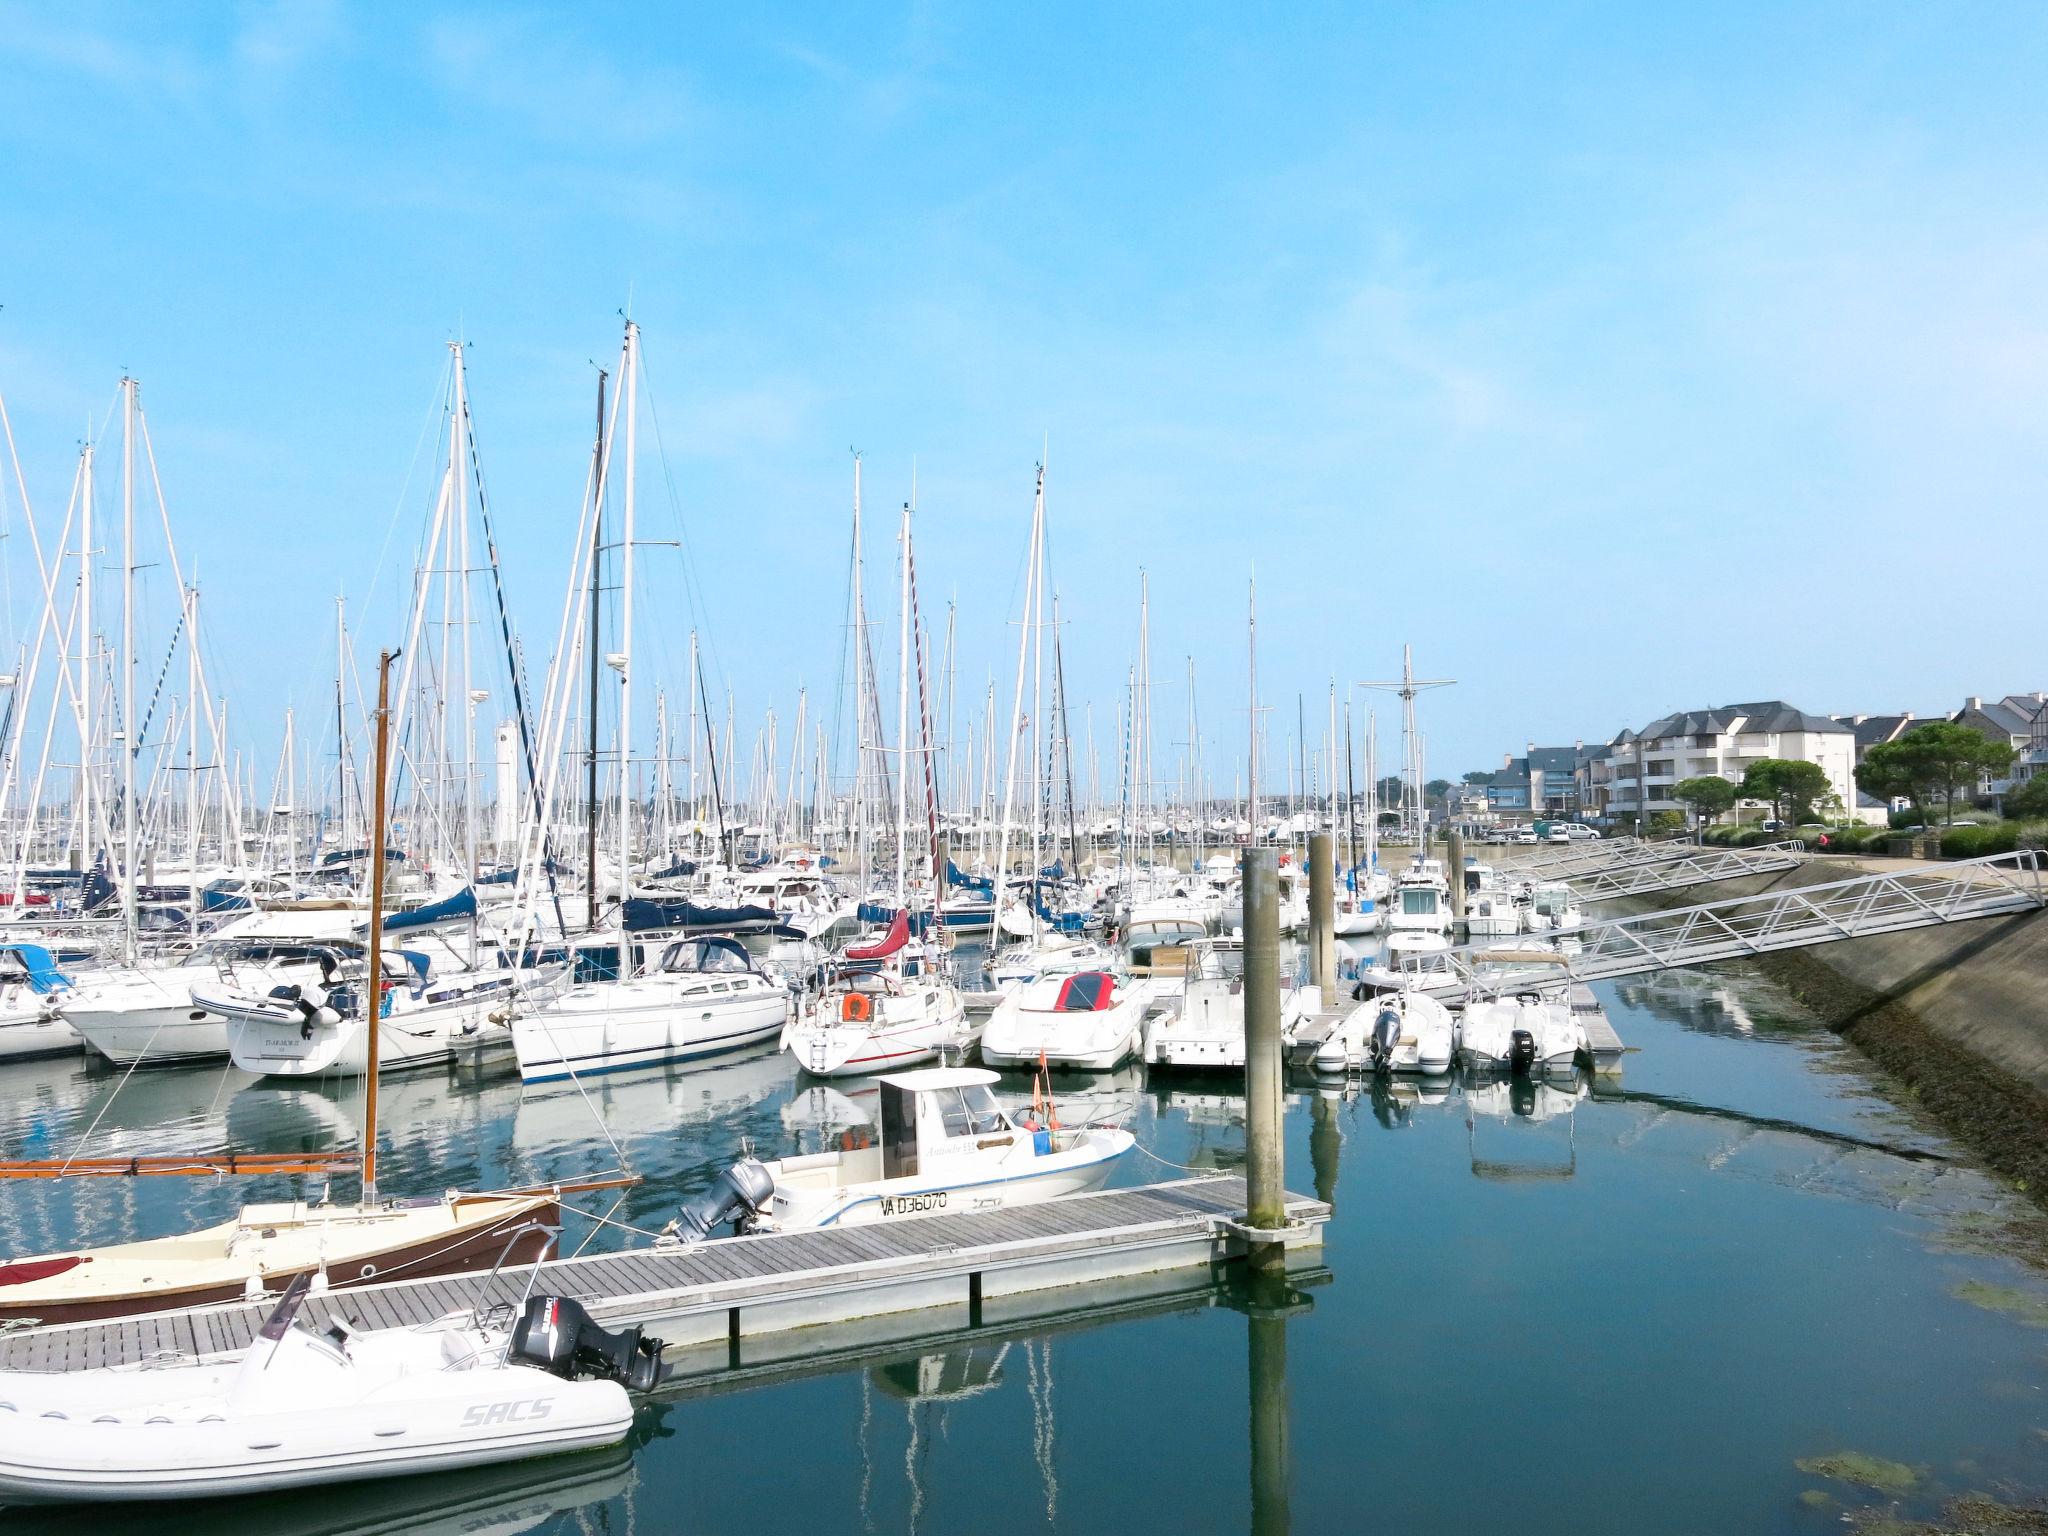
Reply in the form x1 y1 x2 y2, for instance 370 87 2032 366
935 1085 1009 1139
1198 945 1246 982
1533 889 1569 915
1400 887 1439 915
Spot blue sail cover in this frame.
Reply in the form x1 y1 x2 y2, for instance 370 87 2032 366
384 887 479 932
80 852 115 913
855 901 937 936
0 943 72 993
646 859 699 881
321 846 406 867
945 860 993 894
622 897 780 934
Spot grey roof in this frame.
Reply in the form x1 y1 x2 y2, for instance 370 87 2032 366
1526 746 1581 774
1840 713 1913 751
1956 700 2036 739
1637 700 1850 740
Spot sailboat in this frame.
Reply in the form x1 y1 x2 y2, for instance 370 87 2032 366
0 651 605 1327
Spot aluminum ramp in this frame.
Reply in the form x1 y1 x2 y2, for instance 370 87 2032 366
1411 851 2048 997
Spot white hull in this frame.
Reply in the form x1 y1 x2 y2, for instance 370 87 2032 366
67 1004 228 1065
0 1317 630 1504
513 989 788 1083
224 1000 506 1078
760 1128 1130 1229
784 996 969 1078
980 978 1150 1073
0 1010 77 1061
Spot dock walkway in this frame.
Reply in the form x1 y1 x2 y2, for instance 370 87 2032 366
0 1175 1328 1374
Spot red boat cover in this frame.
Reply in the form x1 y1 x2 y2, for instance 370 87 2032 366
0 1254 88 1287
1053 972 1116 1012
846 910 911 961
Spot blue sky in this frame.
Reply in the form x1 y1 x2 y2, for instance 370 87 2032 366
2 2 2045 795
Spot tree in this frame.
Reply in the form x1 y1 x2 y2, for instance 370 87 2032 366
1424 777 1453 807
1672 774 1738 826
1857 722 2018 825
2005 774 2048 820
1647 810 1687 836
1742 758 1832 825
1375 775 1404 809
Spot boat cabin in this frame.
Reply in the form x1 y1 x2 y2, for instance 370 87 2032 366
875 1067 1028 1180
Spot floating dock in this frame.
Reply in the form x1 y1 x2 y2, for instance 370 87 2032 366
0 1175 1329 1374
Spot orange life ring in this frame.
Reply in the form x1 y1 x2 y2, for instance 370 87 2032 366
841 992 873 1024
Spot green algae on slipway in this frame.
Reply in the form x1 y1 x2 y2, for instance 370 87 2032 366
1794 1451 1924 1494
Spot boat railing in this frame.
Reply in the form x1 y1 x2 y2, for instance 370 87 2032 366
460 1219 563 1333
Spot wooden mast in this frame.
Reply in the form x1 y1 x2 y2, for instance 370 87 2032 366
362 647 396 1208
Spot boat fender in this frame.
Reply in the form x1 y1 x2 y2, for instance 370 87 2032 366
508 1295 669 1392
663 1157 775 1246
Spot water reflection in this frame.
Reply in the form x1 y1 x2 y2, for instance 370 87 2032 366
6 972 2048 1534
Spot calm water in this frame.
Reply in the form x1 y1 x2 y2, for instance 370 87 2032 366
4 960 2047 1533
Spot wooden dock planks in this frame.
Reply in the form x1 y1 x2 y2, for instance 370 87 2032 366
0 1175 1325 1375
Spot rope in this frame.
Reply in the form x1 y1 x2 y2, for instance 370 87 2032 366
1129 1141 1212 1176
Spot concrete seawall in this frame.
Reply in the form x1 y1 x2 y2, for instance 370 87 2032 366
1614 855 2048 1195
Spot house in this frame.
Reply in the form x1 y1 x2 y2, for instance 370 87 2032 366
1593 701 1857 826
1481 742 1588 823
1950 693 2047 793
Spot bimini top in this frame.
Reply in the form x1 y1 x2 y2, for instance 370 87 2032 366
1052 972 1117 1012
876 1066 1000 1094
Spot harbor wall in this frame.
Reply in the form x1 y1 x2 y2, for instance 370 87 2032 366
1614 857 2048 1193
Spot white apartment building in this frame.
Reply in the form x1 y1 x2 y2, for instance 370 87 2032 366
1592 701 1859 824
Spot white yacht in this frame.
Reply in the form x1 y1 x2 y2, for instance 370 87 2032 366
980 970 1152 1072
510 934 790 1083
1524 881 1583 934
781 915 970 1078
1387 862 1451 937
1144 935 1258 1071
0 944 78 1061
1458 952 1586 1076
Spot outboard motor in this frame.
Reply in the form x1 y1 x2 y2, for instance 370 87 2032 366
509 1295 668 1392
1508 1028 1538 1077
1368 1007 1402 1074
665 1157 775 1245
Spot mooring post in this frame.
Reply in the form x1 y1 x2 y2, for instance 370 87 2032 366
1307 830 1336 1010
1446 826 1466 927
1248 1270 1293 1535
1243 845 1286 1274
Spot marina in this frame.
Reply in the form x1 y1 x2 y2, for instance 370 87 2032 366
6 6 2048 1530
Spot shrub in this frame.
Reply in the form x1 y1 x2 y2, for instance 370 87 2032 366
1942 824 1994 857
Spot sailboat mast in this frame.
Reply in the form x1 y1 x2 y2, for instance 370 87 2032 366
1246 574 1258 841
451 344 478 896
119 378 137 960
186 588 199 924
850 454 866 891
894 496 910 906
617 322 639 910
362 648 396 1208
584 366 607 923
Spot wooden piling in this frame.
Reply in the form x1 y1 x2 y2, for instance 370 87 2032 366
1446 827 1466 926
1242 846 1286 1273
1308 830 1336 1009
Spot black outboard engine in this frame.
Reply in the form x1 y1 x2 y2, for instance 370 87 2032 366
1368 1007 1402 1074
509 1295 668 1392
666 1157 775 1245
1508 1028 1538 1077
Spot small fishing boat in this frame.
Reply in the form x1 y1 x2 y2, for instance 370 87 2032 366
1145 935 1251 1071
0 1275 666 1505
510 933 790 1083
980 970 1152 1072
669 1067 1131 1233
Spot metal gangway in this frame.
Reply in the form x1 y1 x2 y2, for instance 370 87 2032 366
1410 851 2048 998
1501 836 1699 880
1560 841 1806 901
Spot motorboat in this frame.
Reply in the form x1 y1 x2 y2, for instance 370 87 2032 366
60 913 362 1067
782 914 971 1078
510 934 790 1083
1458 951 1587 1076
1461 861 1522 938
0 945 78 1062
1524 881 1583 934
1386 862 1451 937
980 970 1152 1071
984 931 1114 990
205 946 520 1079
669 1067 1131 1233
1309 986 1456 1076
1145 936 1255 1071
0 1277 664 1505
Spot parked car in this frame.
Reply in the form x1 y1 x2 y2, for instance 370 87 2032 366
1565 825 1602 841
1547 827 1570 844
1482 828 1510 845
1513 829 1538 845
